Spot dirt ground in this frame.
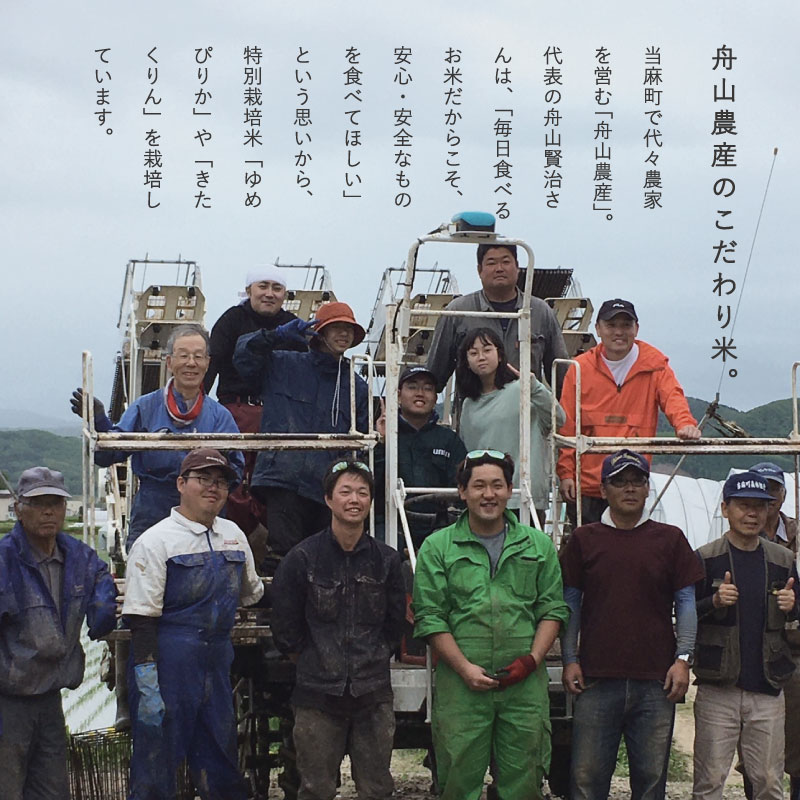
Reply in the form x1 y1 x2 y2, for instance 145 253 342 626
268 685 751 799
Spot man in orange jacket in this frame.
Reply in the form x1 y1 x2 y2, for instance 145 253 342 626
556 299 701 525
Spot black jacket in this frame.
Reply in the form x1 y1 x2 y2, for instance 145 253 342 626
374 411 466 545
271 528 406 697
204 301 304 398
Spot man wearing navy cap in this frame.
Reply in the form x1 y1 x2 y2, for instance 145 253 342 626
374 365 467 548
742 463 800 800
556 298 700 527
693 471 800 800
559 448 702 800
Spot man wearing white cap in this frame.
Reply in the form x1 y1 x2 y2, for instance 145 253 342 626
204 267 305 537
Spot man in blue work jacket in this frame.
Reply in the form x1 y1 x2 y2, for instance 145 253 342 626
0 466 117 799
122 448 264 800
71 323 244 553
72 323 244 730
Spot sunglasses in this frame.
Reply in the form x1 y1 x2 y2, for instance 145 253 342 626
465 449 507 462
330 460 371 474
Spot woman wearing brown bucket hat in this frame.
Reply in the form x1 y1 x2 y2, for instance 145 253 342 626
233 301 369 570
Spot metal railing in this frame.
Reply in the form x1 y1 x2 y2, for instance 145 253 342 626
550 359 800 536
79 350 378 550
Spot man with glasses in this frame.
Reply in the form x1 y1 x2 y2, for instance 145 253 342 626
71 323 244 553
559 449 702 800
413 450 569 800
745 463 800 800
0 467 117 799
122 448 264 800
71 323 244 729
271 459 405 800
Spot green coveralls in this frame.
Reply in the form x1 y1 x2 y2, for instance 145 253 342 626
412 510 569 800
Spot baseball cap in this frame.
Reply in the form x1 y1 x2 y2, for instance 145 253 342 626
722 471 773 501
601 449 650 482
17 467 71 498
399 366 437 387
180 448 237 482
748 462 785 487
597 299 638 322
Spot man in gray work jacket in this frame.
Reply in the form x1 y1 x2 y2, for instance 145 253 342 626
425 243 568 395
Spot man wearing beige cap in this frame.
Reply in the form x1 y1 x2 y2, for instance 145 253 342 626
234 301 370 566
123 448 263 800
0 467 117 799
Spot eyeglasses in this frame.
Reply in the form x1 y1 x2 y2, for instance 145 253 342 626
330 460 371 474
18 496 66 510
183 473 231 490
170 351 209 364
465 449 507 462
606 474 649 488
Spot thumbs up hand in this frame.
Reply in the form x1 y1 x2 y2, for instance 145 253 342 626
714 571 739 608
776 576 797 614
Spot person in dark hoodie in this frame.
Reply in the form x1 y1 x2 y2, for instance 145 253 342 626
374 365 466 550
203 266 306 537
233 301 370 566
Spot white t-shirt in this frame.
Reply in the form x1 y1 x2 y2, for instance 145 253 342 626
601 343 639 387
123 507 264 617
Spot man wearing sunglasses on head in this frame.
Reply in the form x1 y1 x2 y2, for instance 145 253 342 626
559 449 703 800
271 459 405 800
412 449 569 800
122 448 263 800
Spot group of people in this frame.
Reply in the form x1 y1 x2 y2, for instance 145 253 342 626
1 242 798 800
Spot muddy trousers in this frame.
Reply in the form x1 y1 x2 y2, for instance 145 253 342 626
431 665 550 800
0 691 68 800
292 702 395 800
128 635 247 800
693 684 785 800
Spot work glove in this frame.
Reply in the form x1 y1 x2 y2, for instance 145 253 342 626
133 662 166 728
497 654 537 689
70 389 111 430
274 318 317 344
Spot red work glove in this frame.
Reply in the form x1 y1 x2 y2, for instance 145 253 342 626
497 654 537 689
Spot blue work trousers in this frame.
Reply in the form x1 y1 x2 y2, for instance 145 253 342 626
0 690 68 800
128 633 246 800
570 677 675 800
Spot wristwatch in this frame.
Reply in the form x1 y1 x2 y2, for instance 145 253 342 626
676 653 694 667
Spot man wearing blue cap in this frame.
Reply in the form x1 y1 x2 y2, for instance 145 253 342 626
741 463 800 800
559 448 702 800
693 471 800 800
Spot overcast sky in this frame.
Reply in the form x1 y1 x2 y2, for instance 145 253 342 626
2 0 798 423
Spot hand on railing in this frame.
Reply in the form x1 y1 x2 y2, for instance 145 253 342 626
70 388 106 421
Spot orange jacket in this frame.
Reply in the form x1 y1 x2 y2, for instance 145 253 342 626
556 341 697 497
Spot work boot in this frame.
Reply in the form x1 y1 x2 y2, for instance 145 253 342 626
114 639 131 731
790 776 800 800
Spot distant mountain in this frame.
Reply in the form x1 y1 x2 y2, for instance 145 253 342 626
0 408 81 437
0 396 794 491
654 397 795 480
0 430 82 494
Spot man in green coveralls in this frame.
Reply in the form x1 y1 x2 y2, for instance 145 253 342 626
412 449 569 800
